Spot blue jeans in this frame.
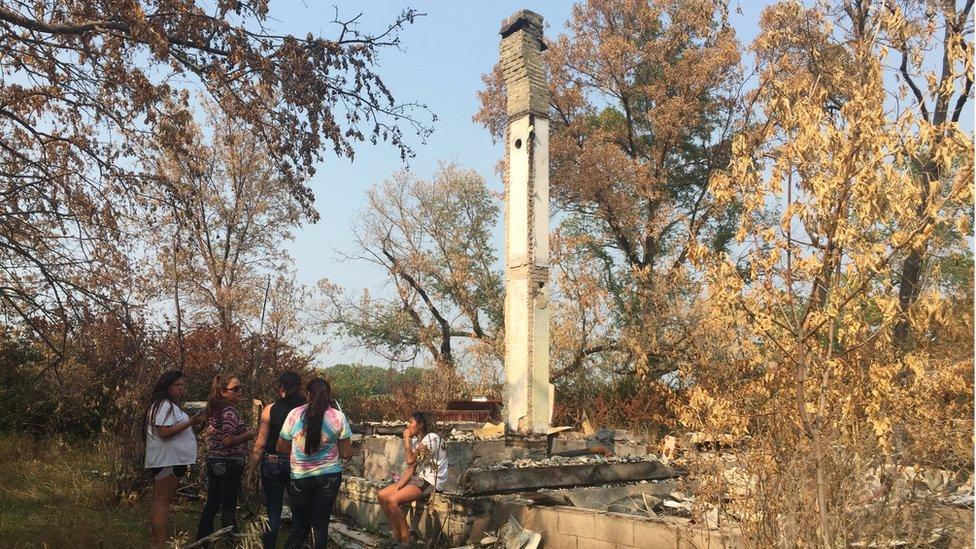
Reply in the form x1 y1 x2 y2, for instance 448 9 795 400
261 454 290 549
284 472 341 549
196 457 244 541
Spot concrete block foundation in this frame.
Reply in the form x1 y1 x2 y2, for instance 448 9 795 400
336 476 740 548
360 436 547 493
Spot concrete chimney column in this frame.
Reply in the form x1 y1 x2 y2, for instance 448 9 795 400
499 10 553 434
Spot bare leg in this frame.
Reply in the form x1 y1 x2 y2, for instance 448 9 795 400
386 501 407 543
150 474 180 548
388 484 423 544
377 484 398 531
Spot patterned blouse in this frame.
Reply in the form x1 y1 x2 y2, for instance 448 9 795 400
206 405 248 459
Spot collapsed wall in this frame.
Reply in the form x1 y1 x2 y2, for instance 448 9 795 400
337 424 740 547
338 475 740 548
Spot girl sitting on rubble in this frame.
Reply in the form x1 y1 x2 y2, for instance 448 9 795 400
377 411 448 547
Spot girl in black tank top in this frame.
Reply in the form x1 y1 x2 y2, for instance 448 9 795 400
247 372 306 549
267 394 306 454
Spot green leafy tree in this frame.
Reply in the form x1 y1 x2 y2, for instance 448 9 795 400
319 163 503 379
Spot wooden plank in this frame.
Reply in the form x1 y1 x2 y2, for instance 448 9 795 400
457 460 681 495
184 526 233 548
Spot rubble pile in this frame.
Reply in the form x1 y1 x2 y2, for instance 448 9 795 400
483 453 661 471
859 464 975 509
343 423 974 547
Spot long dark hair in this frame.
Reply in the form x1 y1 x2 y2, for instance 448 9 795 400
302 378 332 454
411 411 433 437
143 370 184 441
206 373 237 417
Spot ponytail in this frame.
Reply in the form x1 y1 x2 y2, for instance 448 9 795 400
206 373 237 418
302 378 332 454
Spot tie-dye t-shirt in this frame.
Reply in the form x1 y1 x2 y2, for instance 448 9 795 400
279 405 352 479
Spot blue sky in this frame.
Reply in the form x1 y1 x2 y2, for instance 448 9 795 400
264 2 881 367
275 3 587 366
278 1 766 367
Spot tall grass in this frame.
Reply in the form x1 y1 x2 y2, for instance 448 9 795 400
0 434 200 548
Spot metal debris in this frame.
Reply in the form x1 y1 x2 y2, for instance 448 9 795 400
495 516 541 549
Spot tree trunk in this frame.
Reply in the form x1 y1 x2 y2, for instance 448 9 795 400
218 306 233 368
250 275 271 386
795 340 832 547
893 159 937 349
893 247 923 348
172 215 185 369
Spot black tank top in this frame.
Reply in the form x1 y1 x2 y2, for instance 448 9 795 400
266 394 306 454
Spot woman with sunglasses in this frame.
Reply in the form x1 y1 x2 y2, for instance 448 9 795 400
195 373 256 542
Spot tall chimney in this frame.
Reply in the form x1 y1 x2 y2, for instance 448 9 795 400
499 9 553 434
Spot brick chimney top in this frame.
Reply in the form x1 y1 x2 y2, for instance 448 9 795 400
499 10 549 118
499 9 544 41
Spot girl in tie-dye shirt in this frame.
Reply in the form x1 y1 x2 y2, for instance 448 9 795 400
278 398 352 478
276 378 352 549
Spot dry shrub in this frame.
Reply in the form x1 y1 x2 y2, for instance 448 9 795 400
321 357 501 424
679 293 974 546
553 376 678 438
388 367 459 416
109 324 315 499
687 387 973 546
327 364 465 422
673 1 975 544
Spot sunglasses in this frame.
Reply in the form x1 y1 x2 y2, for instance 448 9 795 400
223 386 243 393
